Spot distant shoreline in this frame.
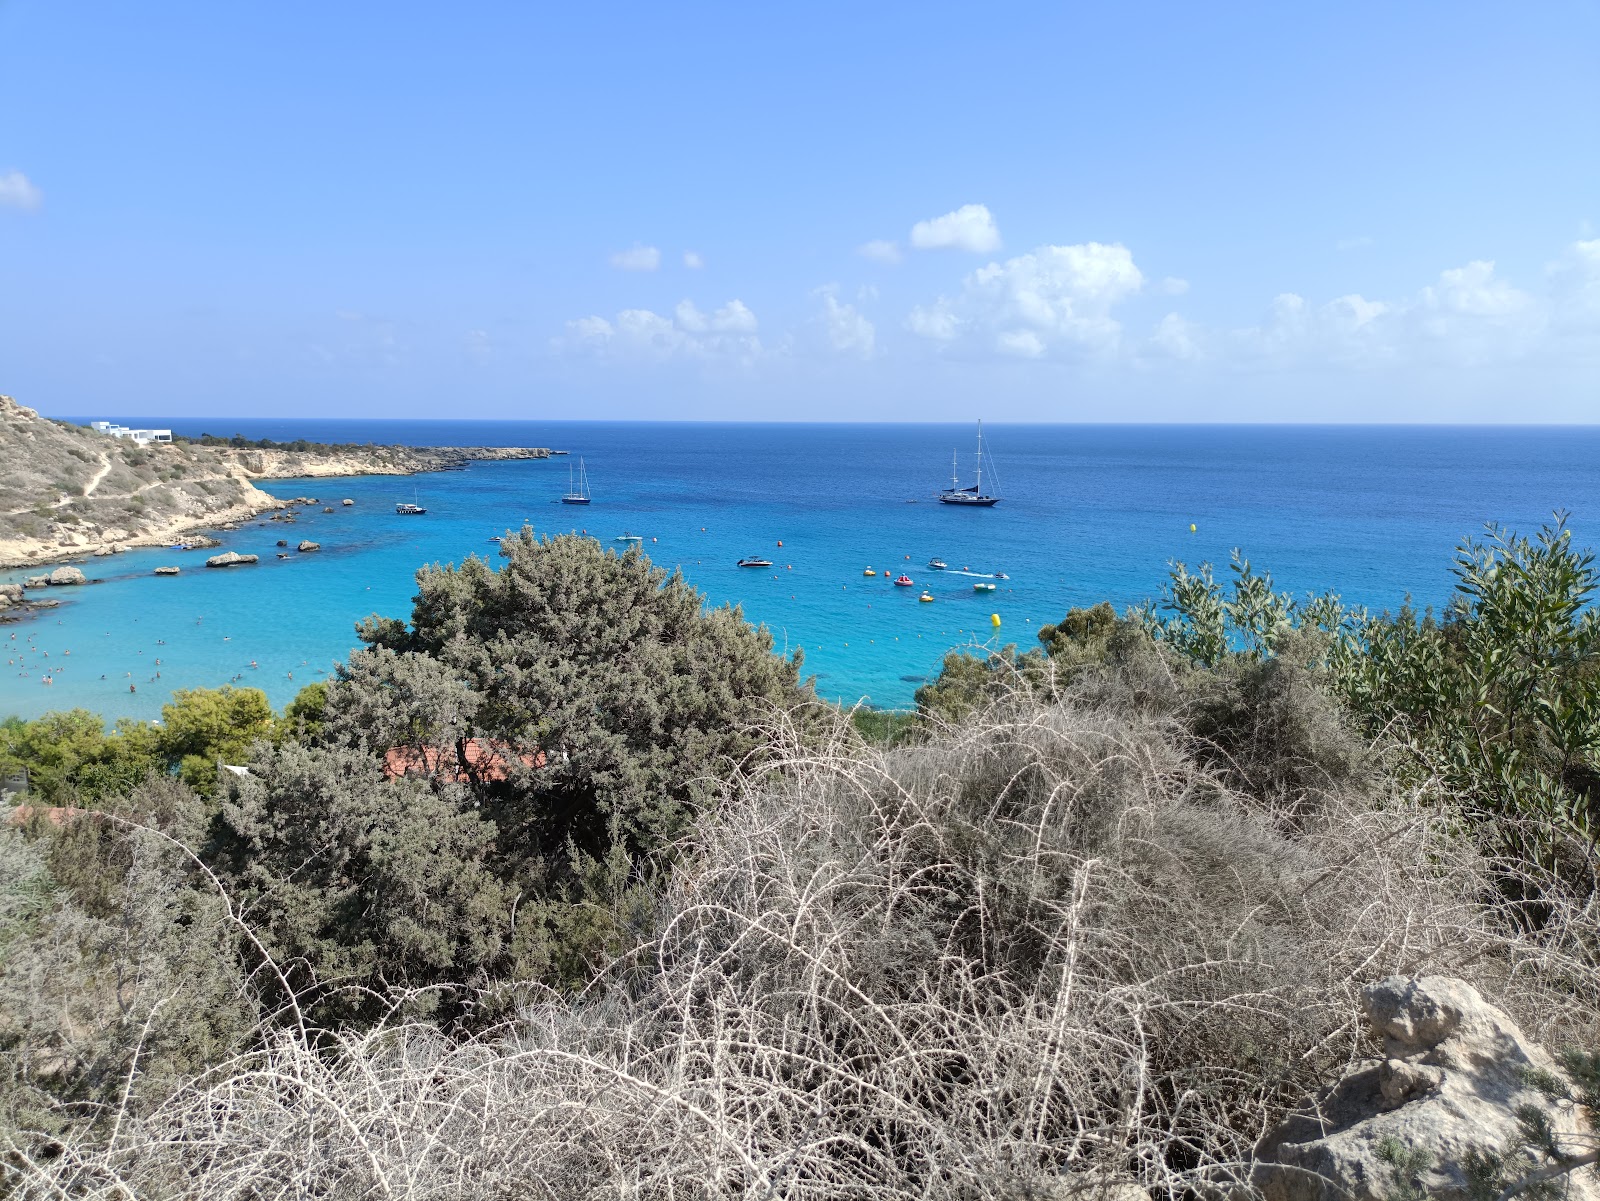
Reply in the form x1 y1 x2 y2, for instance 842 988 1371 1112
0 397 555 570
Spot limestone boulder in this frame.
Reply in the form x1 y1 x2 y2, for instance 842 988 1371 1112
153 566 180 576
48 566 87 585
205 551 259 568
1254 976 1599 1201
0 583 23 603
24 575 49 588
298 540 320 552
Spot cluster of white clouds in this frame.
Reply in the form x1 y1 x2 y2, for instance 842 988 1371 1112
555 299 763 363
1169 241 1600 370
608 245 705 272
906 241 1144 358
0 170 41 211
562 204 1599 378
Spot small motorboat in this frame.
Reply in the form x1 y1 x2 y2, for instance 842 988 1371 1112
928 558 947 570
614 532 643 544
894 574 914 587
863 568 876 577
738 557 774 568
919 592 935 603
974 582 997 593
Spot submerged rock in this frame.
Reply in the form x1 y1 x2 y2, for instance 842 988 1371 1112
205 551 259 568
298 540 320 552
1254 976 1599 1201
48 566 87 586
153 566 180 575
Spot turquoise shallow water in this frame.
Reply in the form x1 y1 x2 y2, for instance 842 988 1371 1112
4 421 1599 722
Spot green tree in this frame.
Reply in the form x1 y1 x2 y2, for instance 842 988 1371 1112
339 533 808 866
213 742 511 1022
308 532 811 991
157 685 275 794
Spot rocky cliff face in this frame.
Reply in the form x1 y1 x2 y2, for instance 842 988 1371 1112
0 396 280 568
0 396 554 568
218 443 550 479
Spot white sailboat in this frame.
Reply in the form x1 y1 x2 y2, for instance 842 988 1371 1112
561 457 591 505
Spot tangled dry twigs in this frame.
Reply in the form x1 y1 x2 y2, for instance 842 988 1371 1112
7 685 1598 1200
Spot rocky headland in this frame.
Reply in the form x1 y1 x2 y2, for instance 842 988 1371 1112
0 394 551 568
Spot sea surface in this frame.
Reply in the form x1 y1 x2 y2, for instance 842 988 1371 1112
4 421 1598 723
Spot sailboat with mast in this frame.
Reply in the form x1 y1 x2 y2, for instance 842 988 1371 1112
561 457 592 505
939 421 1001 507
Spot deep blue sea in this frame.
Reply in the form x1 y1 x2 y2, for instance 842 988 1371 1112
4 421 1598 723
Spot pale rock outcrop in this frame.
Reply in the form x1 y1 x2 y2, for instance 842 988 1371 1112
298 540 320 552
205 551 259 568
153 566 180 575
48 566 87 585
24 575 49 588
1254 976 1598 1201
0 583 22 604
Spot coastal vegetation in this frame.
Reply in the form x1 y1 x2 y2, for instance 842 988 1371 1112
2 525 1598 1197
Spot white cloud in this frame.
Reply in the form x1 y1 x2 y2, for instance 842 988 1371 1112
1231 257 1551 368
909 204 1001 254
905 304 960 341
812 289 875 358
1547 239 1600 330
907 241 1144 357
996 329 1045 358
1150 313 1200 360
1157 276 1190 296
674 298 758 334
0 170 41 211
683 250 704 269
555 298 761 363
858 239 903 264
609 244 661 272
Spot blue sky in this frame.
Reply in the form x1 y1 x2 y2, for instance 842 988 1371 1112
1 1 1596 421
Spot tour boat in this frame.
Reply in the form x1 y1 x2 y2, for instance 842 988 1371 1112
395 503 426 515
737 556 774 568
928 558 948 570
939 421 1001 507
561 458 592 505
894 574 914 587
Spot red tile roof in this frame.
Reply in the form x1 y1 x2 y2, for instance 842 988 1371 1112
382 738 544 783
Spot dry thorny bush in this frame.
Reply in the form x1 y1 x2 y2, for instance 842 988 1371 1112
7 665 1600 1200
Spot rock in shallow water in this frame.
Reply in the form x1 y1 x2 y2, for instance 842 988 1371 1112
205 551 259 568
48 566 87 585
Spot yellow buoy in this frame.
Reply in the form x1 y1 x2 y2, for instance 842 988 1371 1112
991 613 1002 628
1190 523 1196 533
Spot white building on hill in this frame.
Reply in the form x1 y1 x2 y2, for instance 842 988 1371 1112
90 420 172 444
